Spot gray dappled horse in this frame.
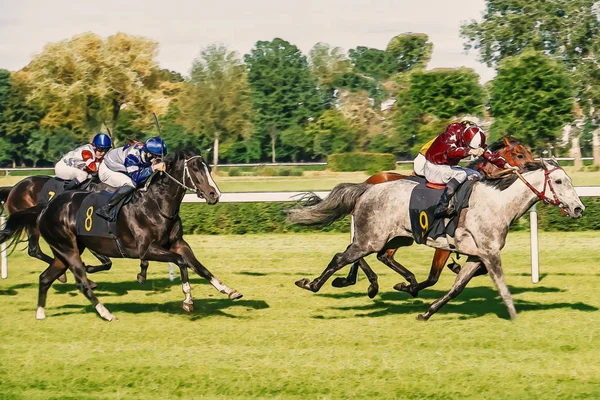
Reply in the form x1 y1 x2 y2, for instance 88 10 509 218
287 159 584 320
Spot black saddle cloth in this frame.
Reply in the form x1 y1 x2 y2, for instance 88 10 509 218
408 178 475 244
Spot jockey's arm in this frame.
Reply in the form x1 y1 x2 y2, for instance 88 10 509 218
446 145 470 159
124 155 154 187
482 149 509 169
81 149 98 173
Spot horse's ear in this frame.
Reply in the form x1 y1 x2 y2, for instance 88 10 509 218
502 136 511 146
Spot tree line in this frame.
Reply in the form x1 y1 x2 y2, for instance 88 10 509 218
1 0 599 167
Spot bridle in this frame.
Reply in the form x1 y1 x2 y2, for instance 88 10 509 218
514 163 566 215
162 155 205 196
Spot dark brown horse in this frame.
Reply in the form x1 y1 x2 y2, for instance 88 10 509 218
331 136 535 298
0 148 241 321
0 176 120 284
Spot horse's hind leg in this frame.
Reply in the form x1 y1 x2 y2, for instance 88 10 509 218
296 243 369 293
356 258 379 298
331 262 360 288
418 257 481 321
26 224 68 283
85 249 112 274
36 257 68 320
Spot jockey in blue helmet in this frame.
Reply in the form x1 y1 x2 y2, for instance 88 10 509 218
96 136 167 221
55 132 112 190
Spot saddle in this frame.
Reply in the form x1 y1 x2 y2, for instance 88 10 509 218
38 176 97 203
75 190 132 240
408 177 475 245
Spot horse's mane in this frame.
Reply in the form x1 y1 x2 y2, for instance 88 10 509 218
466 136 519 169
480 160 556 191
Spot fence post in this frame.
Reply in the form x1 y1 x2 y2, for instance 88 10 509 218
530 204 539 284
1 215 7 279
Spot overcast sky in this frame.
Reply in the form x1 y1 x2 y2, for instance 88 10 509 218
0 0 495 82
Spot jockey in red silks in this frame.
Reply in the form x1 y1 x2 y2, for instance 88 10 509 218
54 133 112 190
424 121 518 217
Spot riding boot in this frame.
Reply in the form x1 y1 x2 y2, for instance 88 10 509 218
64 178 81 191
95 186 136 222
434 179 460 218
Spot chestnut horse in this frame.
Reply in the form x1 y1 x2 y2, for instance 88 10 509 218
331 136 535 298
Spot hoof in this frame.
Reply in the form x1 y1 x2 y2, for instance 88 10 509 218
367 284 379 299
332 277 355 288
295 278 314 292
229 291 243 300
137 274 146 285
393 282 409 292
182 301 194 313
57 273 67 283
416 314 429 321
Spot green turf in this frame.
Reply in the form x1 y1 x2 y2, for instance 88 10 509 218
0 232 599 399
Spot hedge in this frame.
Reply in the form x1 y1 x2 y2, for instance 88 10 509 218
327 152 396 174
180 197 600 235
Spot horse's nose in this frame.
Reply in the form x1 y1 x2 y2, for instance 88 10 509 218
573 206 584 218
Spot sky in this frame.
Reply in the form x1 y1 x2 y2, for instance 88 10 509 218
0 0 495 82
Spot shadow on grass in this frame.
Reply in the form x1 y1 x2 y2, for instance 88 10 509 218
312 284 597 320
51 298 269 320
50 277 210 297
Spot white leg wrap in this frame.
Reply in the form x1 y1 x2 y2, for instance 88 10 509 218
36 307 46 320
95 303 114 321
182 282 193 304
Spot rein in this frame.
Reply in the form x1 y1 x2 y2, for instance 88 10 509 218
514 166 566 215
162 155 204 197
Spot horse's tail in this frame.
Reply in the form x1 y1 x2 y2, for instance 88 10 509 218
0 205 43 250
286 182 371 226
0 186 13 214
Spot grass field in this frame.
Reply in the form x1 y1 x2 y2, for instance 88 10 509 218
1 165 599 191
0 232 599 399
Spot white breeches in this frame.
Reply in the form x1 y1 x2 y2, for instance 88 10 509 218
54 161 89 182
423 161 480 185
413 153 426 177
98 162 135 188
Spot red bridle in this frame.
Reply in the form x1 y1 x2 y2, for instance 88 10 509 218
514 165 566 215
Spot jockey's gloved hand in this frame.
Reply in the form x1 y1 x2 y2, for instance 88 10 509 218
505 165 519 171
468 147 485 157
152 162 166 172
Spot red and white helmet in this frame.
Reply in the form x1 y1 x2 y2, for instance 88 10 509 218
463 126 486 149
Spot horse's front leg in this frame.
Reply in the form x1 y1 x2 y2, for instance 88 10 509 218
395 249 451 297
136 260 149 285
170 239 242 300
418 257 481 321
136 244 192 312
480 254 517 320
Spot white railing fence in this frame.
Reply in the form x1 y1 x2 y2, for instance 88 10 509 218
1 187 599 282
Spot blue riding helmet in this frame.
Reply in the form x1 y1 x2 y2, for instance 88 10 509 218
91 133 112 151
144 137 168 157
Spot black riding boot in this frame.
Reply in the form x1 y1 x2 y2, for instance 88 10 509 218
434 179 460 218
95 186 135 221
64 178 81 191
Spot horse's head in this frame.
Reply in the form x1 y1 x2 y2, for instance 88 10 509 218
166 149 221 205
539 159 584 219
496 136 535 169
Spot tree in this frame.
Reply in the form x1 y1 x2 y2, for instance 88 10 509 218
308 42 351 91
245 38 325 161
0 70 44 166
386 33 433 73
461 0 600 69
23 32 165 140
409 68 486 119
348 46 397 81
489 51 574 150
307 109 360 157
178 44 253 168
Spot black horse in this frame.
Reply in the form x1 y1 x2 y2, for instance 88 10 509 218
0 148 242 321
